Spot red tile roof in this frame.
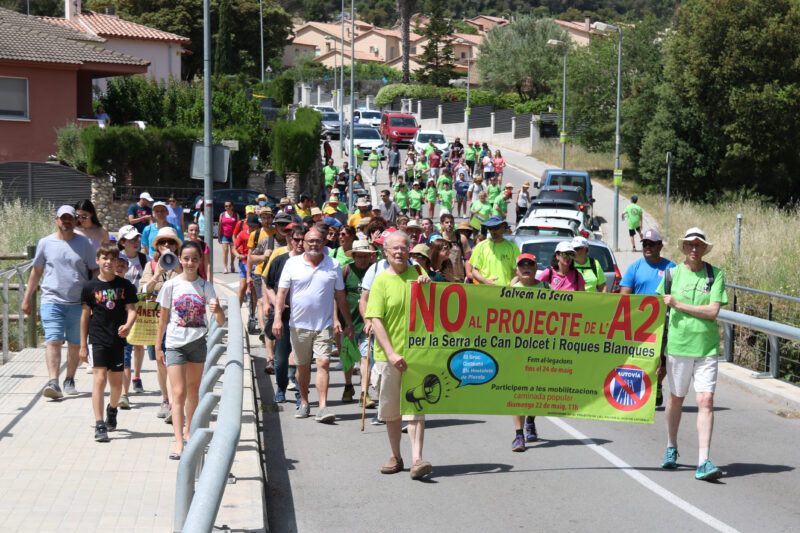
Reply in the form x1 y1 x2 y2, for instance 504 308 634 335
41 11 190 43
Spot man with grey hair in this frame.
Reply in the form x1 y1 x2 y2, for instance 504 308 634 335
365 231 434 480
273 227 354 423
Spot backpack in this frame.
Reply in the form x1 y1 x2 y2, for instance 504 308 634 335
574 258 604 290
136 252 147 270
663 262 714 294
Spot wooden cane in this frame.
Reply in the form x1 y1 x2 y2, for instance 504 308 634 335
361 333 374 431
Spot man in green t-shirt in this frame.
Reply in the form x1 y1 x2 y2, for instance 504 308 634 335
468 215 520 286
622 195 644 250
464 141 478 177
353 144 365 171
368 151 382 182
423 138 436 158
656 227 728 482
322 158 338 188
393 182 409 212
438 181 455 214
364 231 433 480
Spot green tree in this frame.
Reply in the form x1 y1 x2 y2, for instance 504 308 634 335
416 4 456 86
215 0 237 74
639 0 800 201
477 15 566 102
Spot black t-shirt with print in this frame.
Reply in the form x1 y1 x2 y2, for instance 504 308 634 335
81 276 138 347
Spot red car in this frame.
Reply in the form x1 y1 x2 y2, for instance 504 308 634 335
380 112 420 146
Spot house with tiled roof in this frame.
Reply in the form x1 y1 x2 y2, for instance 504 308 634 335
314 48 385 69
0 6 149 161
553 17 602 47
41 1 189 89
351 27 424 63
464 14 508 33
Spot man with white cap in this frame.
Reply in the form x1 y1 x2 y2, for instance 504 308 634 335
621 228 676 406
22 206 99 398
127 192 153 233
141 200 184 257
656 227 728 481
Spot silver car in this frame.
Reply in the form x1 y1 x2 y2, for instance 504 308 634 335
320 112 342 139
344 126 386 159
507 235 622 292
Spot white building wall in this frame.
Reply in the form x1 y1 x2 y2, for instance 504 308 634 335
94 38 183 92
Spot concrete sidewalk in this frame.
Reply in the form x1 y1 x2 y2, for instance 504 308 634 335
0 286 265 532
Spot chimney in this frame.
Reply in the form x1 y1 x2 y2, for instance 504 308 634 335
65 0 81 20
105 6 116 16
585 16 591 33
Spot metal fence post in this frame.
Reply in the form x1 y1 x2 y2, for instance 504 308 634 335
734 214 742 258
768 335 780 379
25 246 37 348
722 323 734 363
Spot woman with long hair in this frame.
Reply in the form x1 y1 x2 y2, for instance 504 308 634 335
218 200 238 274
493 149 506 185
428 236 455 282
536 241 584 291
74 199 109 250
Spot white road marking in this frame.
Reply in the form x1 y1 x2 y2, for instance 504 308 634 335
550 418 740 533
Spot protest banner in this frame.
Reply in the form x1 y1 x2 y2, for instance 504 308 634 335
400 283 665 423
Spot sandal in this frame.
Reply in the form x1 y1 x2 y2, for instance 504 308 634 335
169 452 181 460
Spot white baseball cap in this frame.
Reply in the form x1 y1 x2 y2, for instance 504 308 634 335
555 241 574 254
140 192 154 202
56 205 76 218
118 225 141 240
571 236 589 249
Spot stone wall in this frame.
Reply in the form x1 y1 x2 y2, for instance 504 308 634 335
90 177 129 233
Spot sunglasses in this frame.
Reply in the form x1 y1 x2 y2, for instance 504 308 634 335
158 240 177 246
290 236 304 242
518 261 536 267
560 252 575 258
77 214 90 220
642 241 659 248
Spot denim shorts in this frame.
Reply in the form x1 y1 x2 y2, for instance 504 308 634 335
220 234 233 244
165 337 207 366
40 303 82 345
238 260 255 278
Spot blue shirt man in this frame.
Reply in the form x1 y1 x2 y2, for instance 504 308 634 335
620 229 675 296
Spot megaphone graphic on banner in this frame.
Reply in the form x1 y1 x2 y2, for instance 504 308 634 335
405 374 442 411
158 250 179 271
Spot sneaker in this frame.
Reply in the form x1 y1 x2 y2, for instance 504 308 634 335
380 456 404 474
95 422 110 442
410 460 433 480
525 419 538 442
655 383 663 407
695 459 722 481
105 404 118 431
315 407 336 424
157 399 170 419
164 407 173 425
132 378 144 393
264 360 275 375
274 390 286 403
370 416 385 426
42 379 63 400
341 384 355 403
512 435 525 452
661 447 679 469
118 394 131 410
296 404 310 419
401 423 409 433
63 376 78 395
287 380 297 391
331 360 343 371
359 393 376 409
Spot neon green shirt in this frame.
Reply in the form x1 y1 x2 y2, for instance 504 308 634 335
624 203 643 230
439 189 455 210
394 189 409 209
424 143 436 157
494 195 507 216
322 165 338 187
468 239 521 286
574 258 604 292
408 189 423 210
368 152 380 168
471 200 492 219
487 184 502 204
354 148 365 166
414 161 429 176
657 264 728 357
437 176 452 188
465 147 477 161
425 186 437 203
364 268 419 362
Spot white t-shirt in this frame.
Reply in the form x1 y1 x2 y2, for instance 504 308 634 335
278 254 344 331
157 276 217 348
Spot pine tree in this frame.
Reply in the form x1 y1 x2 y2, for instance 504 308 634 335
416 4 455 86
214 0 236 75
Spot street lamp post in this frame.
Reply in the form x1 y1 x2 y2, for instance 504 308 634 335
259 0 264 83
456 39 472 147
592 21 623 251
340 3 346 163
547 39 568 169
348 0 355 213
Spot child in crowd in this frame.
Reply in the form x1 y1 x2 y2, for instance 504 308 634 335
80 243 138 442
156 241 225 459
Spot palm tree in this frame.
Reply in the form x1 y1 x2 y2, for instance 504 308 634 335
396 0 418 83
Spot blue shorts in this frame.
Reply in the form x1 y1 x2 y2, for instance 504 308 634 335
220 235 233 244
40 303 82 345
238 261 255 278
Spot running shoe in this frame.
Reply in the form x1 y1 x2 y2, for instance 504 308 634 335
105 405 118 431
296 404 310 419
661 447 679 469
315 407 336 424
341 384 355 403
157 399 170 418
274 390 286 403
287 380 297 391
42 379 63 400
165 407 173 425
63 376 78 395
695 459 722 481
512 435 525 452
525 419 538 442
118 394 131 410
95 422 110 442
264 360 275 375
358 393 376 409
132 378 144 393
371 416 385 426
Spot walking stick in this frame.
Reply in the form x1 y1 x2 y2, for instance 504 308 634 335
361 333 374 431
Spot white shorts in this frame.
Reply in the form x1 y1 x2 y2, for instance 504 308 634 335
666 354 718 397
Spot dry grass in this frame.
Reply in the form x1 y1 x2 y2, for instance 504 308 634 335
532 139 632 171
0 196 54 259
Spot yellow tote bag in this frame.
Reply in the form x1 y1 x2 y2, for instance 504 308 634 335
127 294 160 346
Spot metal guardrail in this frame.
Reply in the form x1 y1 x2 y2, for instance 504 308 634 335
174 295 243 533
1 246 37 363
718 309 800 380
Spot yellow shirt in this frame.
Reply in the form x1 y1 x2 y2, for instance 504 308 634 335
262 246 288 279
247 227 277 276
295 204 311 219
348 211 368 228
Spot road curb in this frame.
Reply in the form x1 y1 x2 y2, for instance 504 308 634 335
718 362 800 412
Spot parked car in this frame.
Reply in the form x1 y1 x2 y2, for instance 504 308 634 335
210 189 276 237
344 126 386 159
311 105 337 113
354 108 382 128
508 235 622 292
514 216 584 239
518 207 597 240
412 129 450 158
537 169 594 202
380 112 420 146
533 185 594 228
320 112 342 139
525 198 590 230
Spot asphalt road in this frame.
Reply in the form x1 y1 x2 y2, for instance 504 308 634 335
215 145 799 532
